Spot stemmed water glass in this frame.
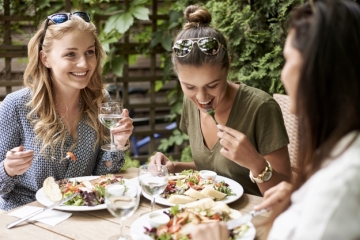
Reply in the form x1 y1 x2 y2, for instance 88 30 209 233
105 181 141 240
138 164 168 212
98 102 123 151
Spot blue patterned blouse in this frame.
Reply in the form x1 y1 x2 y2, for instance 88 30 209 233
0 88 125 210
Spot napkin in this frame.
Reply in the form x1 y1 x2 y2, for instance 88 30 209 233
8 206 72 226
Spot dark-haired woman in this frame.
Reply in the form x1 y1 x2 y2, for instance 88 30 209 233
150 5 292 196
192 0 360 239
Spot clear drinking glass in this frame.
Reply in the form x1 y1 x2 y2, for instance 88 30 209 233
138 164 168 212
98 102 123 151
105 181 140 240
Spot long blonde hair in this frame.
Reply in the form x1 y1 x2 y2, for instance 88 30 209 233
23 15 108 155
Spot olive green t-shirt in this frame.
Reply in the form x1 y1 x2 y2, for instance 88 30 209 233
180 84 289 196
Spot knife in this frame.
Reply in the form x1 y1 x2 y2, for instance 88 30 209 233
7 192 79 229
226 208 269 230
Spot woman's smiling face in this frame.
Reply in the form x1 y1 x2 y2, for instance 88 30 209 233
41 29 97 92
177 64 228 112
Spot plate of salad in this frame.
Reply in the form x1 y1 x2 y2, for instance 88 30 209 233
36 175 125 211
130 201 256 240
142 170 244 207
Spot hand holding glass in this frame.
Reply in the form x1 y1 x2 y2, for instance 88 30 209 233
105 181 140 240
98 102 123 151
138 164 168 212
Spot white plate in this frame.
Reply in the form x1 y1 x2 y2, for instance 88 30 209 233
130 209 256 240
142 175 244 207
36 176 107 211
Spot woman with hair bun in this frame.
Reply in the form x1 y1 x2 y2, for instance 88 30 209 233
150 5 292 196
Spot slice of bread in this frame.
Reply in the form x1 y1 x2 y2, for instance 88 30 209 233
167 194 197 204
209 201 231 214
184 197 216 210
184 188 213 200
43 177 62 202
168 175 187 181
200 187 227 200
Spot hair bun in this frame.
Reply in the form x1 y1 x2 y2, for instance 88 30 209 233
183 5 212 29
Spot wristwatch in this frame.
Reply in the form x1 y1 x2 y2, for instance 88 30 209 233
249 160 273 183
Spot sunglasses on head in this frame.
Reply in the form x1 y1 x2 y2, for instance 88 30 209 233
172 37 225 58
40 12 91 48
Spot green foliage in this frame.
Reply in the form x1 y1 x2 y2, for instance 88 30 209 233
206 0 304 94
158 129 189 153
120 151 140 171
180 145 192 162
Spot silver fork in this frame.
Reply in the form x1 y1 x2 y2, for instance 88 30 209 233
205 108 217 125
10 151 73 163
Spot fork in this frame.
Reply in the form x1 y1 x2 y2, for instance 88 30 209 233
10 151 75 163
205 107 218 125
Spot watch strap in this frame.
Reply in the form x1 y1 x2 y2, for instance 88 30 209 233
249 160 273 183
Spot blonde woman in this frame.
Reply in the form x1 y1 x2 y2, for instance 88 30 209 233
0 12 133 210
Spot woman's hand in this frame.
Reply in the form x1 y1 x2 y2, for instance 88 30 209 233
149 152 174 173
111 109 134 148
216 124 265 171
190 222 229 240
254 181 293 211
4 146 34 177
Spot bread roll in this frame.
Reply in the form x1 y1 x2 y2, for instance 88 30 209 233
43 177 62 202
200 187 227 200
167 194 197 204
184 188 212 200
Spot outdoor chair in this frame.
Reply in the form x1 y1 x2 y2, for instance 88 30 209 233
273 94 299 173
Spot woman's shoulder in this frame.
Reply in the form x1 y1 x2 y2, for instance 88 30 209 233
238 83 273 103
236 84 278 111
323 132 360 177
2 88 32 106
303 132 360 193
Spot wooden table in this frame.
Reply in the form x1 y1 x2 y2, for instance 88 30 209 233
0 168 270 240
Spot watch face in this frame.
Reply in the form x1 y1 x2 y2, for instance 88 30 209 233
263 171 273 182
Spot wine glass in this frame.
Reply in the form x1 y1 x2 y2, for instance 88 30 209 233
105 181 141 240
138 164 168 212
98 102 123 151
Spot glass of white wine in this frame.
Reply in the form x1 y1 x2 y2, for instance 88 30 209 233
98 102 123 151
138 164 168 212
105 181 141 240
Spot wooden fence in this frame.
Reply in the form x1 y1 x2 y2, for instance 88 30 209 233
0 0 184 163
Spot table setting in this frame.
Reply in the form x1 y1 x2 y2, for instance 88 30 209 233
1 167 269 240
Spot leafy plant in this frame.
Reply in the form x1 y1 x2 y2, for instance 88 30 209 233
120 151 140 171
158 129 189 152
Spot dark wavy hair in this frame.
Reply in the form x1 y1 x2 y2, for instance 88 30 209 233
263 0 360 236
292 0 360 190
